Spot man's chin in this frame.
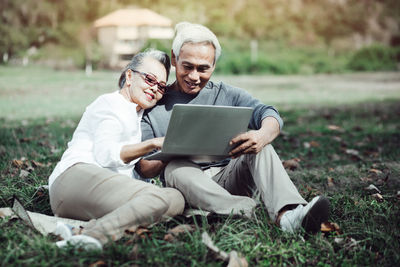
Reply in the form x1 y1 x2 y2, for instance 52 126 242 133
182 86 201 95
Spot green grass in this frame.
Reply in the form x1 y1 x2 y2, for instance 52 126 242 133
1 66 400 266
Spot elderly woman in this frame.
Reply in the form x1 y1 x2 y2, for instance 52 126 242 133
48 49 184 249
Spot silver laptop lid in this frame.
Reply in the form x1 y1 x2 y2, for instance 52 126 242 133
162 104 253 157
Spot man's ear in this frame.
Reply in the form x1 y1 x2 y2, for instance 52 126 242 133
171 49 177 67
125 69 133 86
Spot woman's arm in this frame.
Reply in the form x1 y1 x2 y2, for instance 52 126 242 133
120 137 164 164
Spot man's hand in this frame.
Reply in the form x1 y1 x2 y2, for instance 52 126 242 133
229 116 280 158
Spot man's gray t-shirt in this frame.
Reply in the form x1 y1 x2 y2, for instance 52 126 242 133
137 80 283 175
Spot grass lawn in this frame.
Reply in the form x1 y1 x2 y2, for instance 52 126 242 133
0 66 399 266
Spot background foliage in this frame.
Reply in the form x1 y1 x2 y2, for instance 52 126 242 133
1 0 399 73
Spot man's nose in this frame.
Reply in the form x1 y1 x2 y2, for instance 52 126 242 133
149 84 158 93
188 70 200 81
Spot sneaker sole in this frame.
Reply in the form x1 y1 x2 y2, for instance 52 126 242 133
301 196 330 234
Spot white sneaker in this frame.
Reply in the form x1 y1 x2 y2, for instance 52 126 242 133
280 196 330 234
55 222 73 240
56 235 103 251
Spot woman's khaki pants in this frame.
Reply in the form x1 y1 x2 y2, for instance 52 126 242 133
50 163 185 244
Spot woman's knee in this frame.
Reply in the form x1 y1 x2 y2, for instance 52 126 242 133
163 188 185 216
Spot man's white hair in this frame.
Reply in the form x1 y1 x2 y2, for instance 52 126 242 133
172 22 221 64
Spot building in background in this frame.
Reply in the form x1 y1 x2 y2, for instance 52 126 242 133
94 8 173 68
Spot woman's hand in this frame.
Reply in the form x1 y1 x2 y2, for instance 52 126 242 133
120 137 165 164
151 137 164 150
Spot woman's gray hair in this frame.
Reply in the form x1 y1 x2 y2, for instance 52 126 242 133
172 22 221 65
118 48 171 89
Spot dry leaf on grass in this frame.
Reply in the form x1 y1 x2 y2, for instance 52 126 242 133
321 221 341 234
0 208 17 219
364 184 381 193
327 177 335 187
282 158 300 170
31 160 45 168
309 140 320 147
371 193 384 202
201 232 248 266
125 227 150 240
89 260 107 267
368 168 383 176
12 159 24 168
201 232 228 261
345 149 360 156
228 251 248 267
19 170 30 178
360 176 373 183
327 125 343 131
164 224 195 242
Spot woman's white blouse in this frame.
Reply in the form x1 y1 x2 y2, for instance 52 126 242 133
48 90 144 189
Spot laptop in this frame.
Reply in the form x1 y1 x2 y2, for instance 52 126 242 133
143 104 253 162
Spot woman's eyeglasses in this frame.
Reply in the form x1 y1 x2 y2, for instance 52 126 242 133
131 69 167 94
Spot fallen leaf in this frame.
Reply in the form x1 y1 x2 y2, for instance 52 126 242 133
202 232 229 261
309 140 320 147
12 159 24 168
360 177 373 183
303 142 310 149
168 224 195 236
50 146 61 154
397 191 400 200
334 237 345 245
89 260 107 267
134 228 150 238
371 193 384 202
31 160 45 168
364 184 381 193
163 233 175 242
327 177 335 187
164 224 195 242
331 136 342 142
344 237 360 250
19 170 30 178
321 221 341 234
227 251 248 267
345 149 359 156
282 158 300 170
369 168 383 176
327 125 342 131
19 137 32 142
125 226 150 238
0 208 16 219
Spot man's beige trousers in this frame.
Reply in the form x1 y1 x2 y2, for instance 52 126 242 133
165 144 306 220
50 163 184 244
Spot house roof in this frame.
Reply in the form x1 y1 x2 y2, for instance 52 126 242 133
94 8 172 28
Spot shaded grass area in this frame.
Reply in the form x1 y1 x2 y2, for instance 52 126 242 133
0 101 399 266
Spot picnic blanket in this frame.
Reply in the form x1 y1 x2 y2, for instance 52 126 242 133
0 198 210 236
0 198 89 236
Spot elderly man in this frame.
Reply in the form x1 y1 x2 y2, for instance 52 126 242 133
135 22 330 234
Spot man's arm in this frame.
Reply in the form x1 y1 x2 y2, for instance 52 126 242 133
229 116 280 158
